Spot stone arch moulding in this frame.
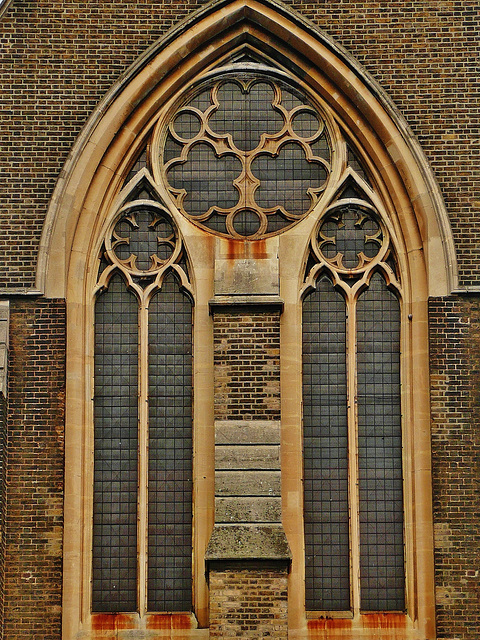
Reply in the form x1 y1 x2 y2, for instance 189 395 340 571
48 1 445 639
38 0 457 299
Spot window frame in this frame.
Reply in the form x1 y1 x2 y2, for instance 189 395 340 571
301 267 405 616
278 136 434 637
57 4 442 637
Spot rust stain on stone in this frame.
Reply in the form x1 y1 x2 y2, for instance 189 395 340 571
308 614 406 633
91 614 116 632
223 238 269 260
308 618 352 631
224 238 246 260
250 238 269 259
145 614 193 630
172 614 194 629
91 613 134 633
362 613 406 629
146 614 171 630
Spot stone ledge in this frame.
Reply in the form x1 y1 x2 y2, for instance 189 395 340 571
215 420 280 445
209 295 284 313
205 524 291 563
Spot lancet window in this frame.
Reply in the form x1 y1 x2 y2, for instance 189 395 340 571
92 190 193 613
302 190 405 614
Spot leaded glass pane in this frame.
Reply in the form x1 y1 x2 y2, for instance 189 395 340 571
92 275 138 612
357 273 405 611
162 72 331 239
147 274 193 612
303 276 350 611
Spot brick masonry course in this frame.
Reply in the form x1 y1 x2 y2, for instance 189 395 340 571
429 295 480 639
214 311 280 421
209 567 288 639
1 0 479 287
4 299 65 640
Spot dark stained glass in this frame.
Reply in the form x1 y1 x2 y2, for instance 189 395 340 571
92 275 138 612
303 276 350 611
357 273 405 611
147 274 193 612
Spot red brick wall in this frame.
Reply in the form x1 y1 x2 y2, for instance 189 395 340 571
1 0 479 287
214 310 280 420
5 299 65 640
429 296 480 638
0 394 6 640
209 567 288 639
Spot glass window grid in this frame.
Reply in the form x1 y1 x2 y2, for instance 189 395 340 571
93 275 138 612
303 276 350 611
148 274 193 612
93 270 193 614
303 270 405 615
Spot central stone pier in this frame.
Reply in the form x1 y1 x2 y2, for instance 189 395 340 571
205 238 290 638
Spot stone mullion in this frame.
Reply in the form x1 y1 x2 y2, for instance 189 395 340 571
347 291 361 614
137 297 149 615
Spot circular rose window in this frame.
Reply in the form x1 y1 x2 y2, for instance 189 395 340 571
157 70 333 239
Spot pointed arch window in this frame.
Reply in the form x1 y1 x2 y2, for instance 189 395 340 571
58 5 439 636
302 198 405 615
92 197 193 613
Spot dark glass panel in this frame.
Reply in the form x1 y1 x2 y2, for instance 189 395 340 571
167 144 241 218
92 274 138 612
124 148 148 185
357 273 405 611
279 84 303 111
291 110 320 138
252 143 327 216
209 81 283 151
147 274 193 612
319 208 381 269
172 111 202 140
303 276 350 611
114 209 173 271
232 209 261 237
347 144 370 185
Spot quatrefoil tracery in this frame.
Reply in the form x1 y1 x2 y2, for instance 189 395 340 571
161 76 332 239
96 202 190 299
307 204 400 295
109 208 176 274
318 207 384 271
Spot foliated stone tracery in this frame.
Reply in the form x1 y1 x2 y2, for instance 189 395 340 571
157 70 333 239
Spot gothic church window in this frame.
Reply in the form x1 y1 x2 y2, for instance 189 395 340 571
92 196 193 613
303 202 404 614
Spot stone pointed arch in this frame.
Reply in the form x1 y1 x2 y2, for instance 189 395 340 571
38 0 456 298
57 2 441 639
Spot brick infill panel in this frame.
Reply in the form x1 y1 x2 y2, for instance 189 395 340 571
209 567 288 639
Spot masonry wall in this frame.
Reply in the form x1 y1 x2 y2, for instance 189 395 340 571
0 393 6 640
209 307 289 636
214 310 280 420
4 299 65 640
209 567 288 639
1 2 480 639
1 0 479 289
429 296 480 639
